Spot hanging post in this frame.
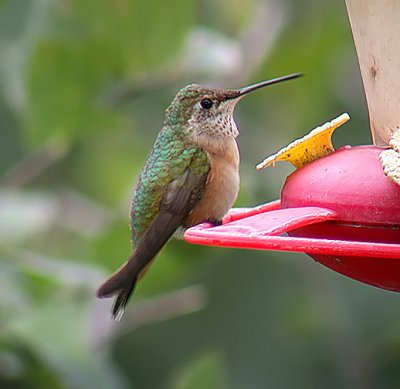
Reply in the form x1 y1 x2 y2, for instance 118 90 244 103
345 0 400 146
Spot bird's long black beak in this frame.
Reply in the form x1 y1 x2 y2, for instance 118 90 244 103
235 73 303 97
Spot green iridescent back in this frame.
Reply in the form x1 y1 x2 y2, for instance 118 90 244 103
130 125 209 247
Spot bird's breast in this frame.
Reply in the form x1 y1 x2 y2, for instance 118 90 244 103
184 139 240 226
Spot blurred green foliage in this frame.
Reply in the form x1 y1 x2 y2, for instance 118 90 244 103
1 1 400 388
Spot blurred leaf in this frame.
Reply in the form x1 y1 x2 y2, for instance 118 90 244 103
0 190 58 244
26 0 196 147
171 350 228 389
7 301 126 389
27 39 123 146
0 0 48 114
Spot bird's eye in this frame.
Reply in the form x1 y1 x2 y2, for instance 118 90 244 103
200 98 213 110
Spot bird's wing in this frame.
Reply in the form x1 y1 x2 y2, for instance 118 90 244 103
96 150 210 318
130 130 209 246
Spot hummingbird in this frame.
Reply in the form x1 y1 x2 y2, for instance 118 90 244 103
96 73 302 319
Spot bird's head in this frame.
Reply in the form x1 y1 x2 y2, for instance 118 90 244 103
165 73 302 139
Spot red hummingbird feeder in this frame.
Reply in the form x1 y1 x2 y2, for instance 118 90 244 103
184 0 400 292
185 144 400 291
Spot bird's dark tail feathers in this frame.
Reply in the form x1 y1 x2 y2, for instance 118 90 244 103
96 206 185 320
96 252 141 321
111 279 136 321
